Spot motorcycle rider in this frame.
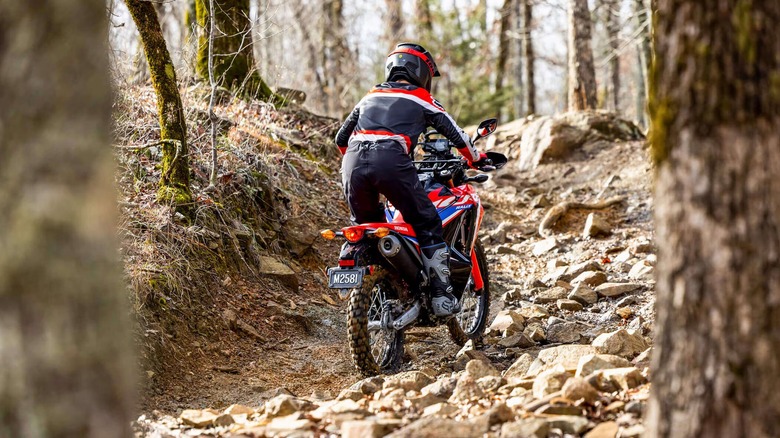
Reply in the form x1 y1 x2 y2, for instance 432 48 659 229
335 42 489 317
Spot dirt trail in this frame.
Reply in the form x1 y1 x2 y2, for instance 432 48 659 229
137 130 655 437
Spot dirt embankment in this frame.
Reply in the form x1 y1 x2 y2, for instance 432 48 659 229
124 94 656 437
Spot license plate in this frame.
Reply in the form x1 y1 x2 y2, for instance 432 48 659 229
328 268 363 289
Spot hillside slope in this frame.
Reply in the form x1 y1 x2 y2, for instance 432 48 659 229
122 92 656 436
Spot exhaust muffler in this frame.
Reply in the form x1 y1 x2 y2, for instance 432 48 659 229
377 235 423 284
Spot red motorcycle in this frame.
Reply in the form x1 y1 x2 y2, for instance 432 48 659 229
321 119 507 375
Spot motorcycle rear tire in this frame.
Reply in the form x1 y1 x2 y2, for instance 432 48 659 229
447 240 490 345
347 268 405 376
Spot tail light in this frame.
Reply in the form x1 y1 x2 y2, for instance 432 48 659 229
342 227 365 243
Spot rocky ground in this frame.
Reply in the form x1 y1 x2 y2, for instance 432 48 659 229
131 108 655 437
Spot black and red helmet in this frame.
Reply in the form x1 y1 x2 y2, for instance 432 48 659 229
385 43 441 92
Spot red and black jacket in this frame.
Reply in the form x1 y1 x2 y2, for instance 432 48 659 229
335 82 479 161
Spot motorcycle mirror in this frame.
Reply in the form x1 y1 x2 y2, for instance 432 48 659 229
473 118 498 142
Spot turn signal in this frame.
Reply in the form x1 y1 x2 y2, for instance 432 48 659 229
320 229 336 240
373 227 391 238
342 227 365 243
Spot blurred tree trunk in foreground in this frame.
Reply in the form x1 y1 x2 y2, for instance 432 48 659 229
0 1 134 437
567 0 597 110
126 0 193 209
648 1 780 437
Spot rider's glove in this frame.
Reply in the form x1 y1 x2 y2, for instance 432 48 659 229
467 152 491 169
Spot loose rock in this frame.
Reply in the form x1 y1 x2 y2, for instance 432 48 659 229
534 286 569 303
584 421 619 438
532 365 570 399
546 321 585 344
500 419 549 438
571 271 608 288
383 371 434 392
557 299 584 311
592 329 648 359
575 353 631 377
568 284 599 305
595 282 641 298
584 213 612 237
342 419 403 438
562 377 599 404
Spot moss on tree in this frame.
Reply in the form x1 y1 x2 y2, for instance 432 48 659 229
650 0 780 165
126 0 193 212
195 0 285 104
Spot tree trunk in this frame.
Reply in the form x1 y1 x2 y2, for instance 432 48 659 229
521 0 536 115
416 0 435 45
322 0 348 116
385 0 404 50
567 0 597 110
648 1 780 437
126 0 193 208
195 0 279 102
633 0 651 127
603 0 620 110
0 1 133 436
495 0 511 119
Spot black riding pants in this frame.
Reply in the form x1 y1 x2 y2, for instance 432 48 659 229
341 141 443 248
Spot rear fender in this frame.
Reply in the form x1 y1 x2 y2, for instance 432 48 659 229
338 241 380 269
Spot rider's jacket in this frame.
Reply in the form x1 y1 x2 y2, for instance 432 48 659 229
335 82 479 161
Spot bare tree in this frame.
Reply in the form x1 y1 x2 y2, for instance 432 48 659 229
567 0 597 110
127 0 193 209
648 1 780 436
0 1 133 436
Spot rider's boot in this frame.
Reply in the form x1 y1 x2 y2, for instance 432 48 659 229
421 243 460 317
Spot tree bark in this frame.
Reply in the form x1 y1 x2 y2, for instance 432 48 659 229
495 0 512 117
567 0 597 110
322 0 348 116
648 1 780 437
195 0 279 102
634 0 650 127
521 0 536 115
0 1 133 436
126 0 193 208
385 0 404 50
416 0 435 44
603 0 620 110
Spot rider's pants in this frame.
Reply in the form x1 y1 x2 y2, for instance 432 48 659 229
341 140 443 248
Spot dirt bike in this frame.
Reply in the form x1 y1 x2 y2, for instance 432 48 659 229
320 119 508 376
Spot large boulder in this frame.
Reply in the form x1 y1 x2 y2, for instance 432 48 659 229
487 111 643 171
